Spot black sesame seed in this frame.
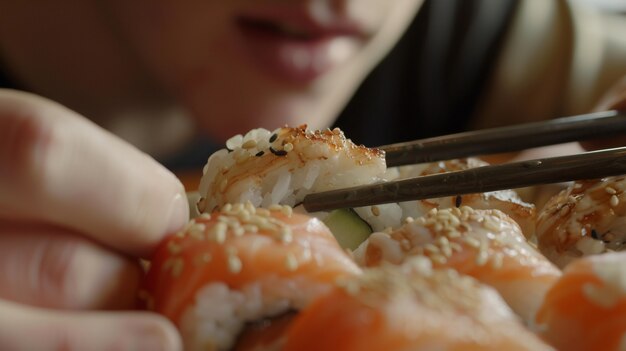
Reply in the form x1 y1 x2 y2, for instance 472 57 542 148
591 229 600 240
269 134 278 143
269 147 287 156
255 151 265 157
455 195 462 208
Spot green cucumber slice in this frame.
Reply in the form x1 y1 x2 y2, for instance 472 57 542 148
322 209 373 250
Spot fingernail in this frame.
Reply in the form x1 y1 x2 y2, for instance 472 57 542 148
166 192 189 235
133 318 182 351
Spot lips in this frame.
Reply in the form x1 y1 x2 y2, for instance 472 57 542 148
234 7 366 84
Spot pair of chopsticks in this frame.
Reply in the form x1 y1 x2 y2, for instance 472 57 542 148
302 110 626 212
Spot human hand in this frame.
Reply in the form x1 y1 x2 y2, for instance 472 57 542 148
0 89 188 350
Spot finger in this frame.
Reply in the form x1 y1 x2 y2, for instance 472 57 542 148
0 89 189 256
594 75 626 112
582 76 626 150
0 220 141 310
0 299 181 351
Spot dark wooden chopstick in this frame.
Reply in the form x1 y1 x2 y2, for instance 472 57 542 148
381 110 626 167
303 146 626 212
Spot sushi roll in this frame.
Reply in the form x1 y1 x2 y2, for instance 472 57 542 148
353 207 561 324
282 259 553 351
196 125 405 249
536 176 626 268
382 158 536 239
141 203 361 351
535 252 626 351
197 126 386 212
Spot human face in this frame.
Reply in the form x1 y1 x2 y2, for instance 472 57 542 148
103 0 424 141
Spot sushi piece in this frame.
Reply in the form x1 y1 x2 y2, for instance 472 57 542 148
381 158 536 239
535 252 626 351
536 176 626 268
197 126 386 212
282 259 553 351
353 207 561 324
197 125 405 246
141 203 361 351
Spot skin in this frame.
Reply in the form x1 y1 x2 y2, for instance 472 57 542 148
0 0 425 349
0 1 623 349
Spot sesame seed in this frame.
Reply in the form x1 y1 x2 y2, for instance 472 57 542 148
269 147 288 156
450 242 463 252
491 253 504 269
424 244 440 254
611 195 620 207
559 205 571 217
269 133 278 143
269 204 283 211
169 258 184 277
256 208 271 217
242 224 259 233
279 227 293 243
446 230 461 239
281 205 293 217
285 253 299 271
283 143 294 152
475 249 488 266
605 186 617 195
241 139 257 149
223 203 233 212
463 237 481 248
483 218 500 232
167 242 182 255
194 253 212 266
430 254 448 264
227 254 242 274
371 206 380 216
211 222 228 243
233 226 245 236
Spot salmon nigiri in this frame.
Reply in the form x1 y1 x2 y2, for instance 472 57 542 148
283 259 553 351
141 202 361 351
353 206 561 324
536 252 626 351
379 158 536 238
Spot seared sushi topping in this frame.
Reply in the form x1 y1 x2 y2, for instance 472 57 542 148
536 176 626 265
198 125 386 212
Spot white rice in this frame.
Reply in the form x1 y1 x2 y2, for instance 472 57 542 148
178 276 331 351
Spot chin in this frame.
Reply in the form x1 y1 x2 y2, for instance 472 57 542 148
191 95 330 143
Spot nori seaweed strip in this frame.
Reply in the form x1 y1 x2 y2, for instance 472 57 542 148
269 133 278 143
255 151 265 157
